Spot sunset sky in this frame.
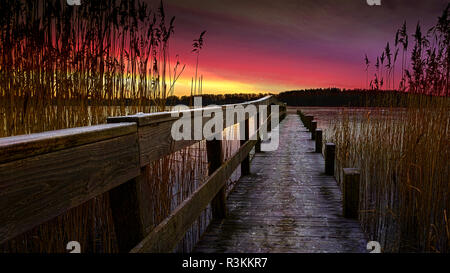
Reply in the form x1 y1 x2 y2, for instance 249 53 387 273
159 0 447 95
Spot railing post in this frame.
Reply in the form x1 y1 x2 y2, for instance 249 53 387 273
342 168 360 219
255 111 261 153
315 129 322 153
104 120 155 252
241 118 251 175
310 120 317 140
206 139 227 219
109 175 147 252
325 143 335 175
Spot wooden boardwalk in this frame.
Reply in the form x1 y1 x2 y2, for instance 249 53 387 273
194 114 368 253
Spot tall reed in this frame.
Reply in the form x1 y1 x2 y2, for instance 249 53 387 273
366 4 449 96
0 0 185 137
328 5 450 252
0 0 215 253
327 95 449 252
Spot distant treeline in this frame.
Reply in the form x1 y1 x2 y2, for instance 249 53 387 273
6 93 268 106
166 93 269 106
80 89 433 107
276 88 419 107
14 89 443 108
11 89 440 107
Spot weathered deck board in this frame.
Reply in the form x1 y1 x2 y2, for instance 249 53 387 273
194 114 367 253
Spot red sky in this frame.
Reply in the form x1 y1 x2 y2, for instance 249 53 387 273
157 0 447 95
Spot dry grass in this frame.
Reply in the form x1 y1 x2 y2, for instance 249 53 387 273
326 95 449 252
323 5 450 252
0 0 214 253
0 0 185 138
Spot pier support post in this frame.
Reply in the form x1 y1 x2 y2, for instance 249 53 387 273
241 118 251 176
325 143 335 175
206 139 227 219
311 120 317 140
304 115 313 130
315 129 322 153
342 168 360 219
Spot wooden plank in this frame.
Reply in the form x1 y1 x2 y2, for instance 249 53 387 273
133 119 199 166
107 112 178 127
0 133 140 244
0 123 137 164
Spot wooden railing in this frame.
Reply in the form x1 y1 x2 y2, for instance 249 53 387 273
0 95 286 252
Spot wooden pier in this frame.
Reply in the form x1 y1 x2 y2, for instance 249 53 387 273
0 96 368 253
194 113 367 253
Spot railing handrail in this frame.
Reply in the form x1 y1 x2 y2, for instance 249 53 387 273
0 123 137 164
106 95 274 125
0 95 283 250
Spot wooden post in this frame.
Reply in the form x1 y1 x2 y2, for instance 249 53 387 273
241 118 250 175
325 143 335 175
299 111 305 122
135 165 154 235
310 120 317 139
302 115 308 129
206 139 227 219
304 115 313 130
255 111 261 153
343 168 360 219
109 175 147 252
315 129 322 153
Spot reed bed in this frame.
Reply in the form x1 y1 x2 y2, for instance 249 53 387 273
326 95 449 252
321 5 450 252
0 0 218 253
0 192 119 253
366 4 449 95
0 0 185 138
